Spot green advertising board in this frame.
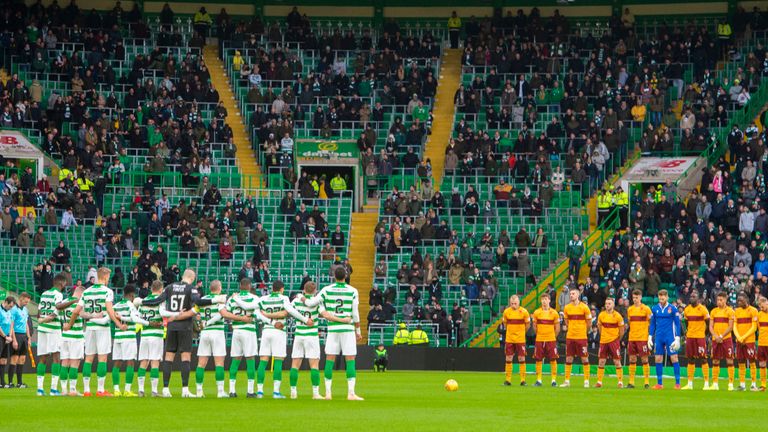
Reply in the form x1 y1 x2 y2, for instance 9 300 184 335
295 140 359 159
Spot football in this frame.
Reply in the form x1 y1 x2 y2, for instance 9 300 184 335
444 379 459 392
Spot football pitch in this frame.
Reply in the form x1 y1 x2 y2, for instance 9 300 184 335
4 370 765 431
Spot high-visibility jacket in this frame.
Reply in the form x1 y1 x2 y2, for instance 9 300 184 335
311 180 319 194
615 191 629 206
330 176 346 191
409 329 429 345
77 177 94 191
717 23 732 39
597 192 613 209
653 189 662 203
393 329 410 345
448 16 461 29
58 168 73 182
194 11 212 25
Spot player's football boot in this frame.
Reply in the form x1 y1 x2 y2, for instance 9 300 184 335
49 389 61 396
652 384 664 390
702 383 711 391
138 391 145 397
273 393 286 399
673 384 681 390
161 388 172 398
123 391 138 398
550 381 557 387
594 383 602 388
347 394 364 401
583 380 590 388
750 384 759 392
682 382 693 390
708 383 719 391
559 381 570 387
96 391 113 397
727 383 735 391
181 390 197 398
217 391 228 398
617 382 623 389
83 391 93 397
626 384 635 389
113 390 122 397
759 386 766 392
17 383 27 388
246 393 257 398
503 381 511 386
519 381 526 387
151 392 159 397
37 389 46 396
196 392 205 398
229 392 238 398
533 381 543 387
312 393 324 400
736 385 746 392
643 384 650 389
68 391 83 397
256 391 264 399
324 393 333 400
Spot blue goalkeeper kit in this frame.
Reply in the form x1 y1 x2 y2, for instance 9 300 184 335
650 302 682 385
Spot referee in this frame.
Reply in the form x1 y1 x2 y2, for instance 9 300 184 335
9 293 31 388
448 11 462 49
136 269 226 397
0 296 16 388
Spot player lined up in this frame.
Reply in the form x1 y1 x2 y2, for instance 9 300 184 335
32 266 364 399
501 288 768 391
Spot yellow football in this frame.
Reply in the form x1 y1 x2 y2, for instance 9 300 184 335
445 379 459 392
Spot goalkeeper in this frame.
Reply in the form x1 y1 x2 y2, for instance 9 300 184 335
648 289 682 389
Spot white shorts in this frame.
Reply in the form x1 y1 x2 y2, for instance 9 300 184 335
113 339 137 361
231 330 258 358
37 331 62 356
197 331 226 357
325 332 357 356
84 328 112 356
291 335 320 359
138 337 164 361
259 329 287 358
60 338 84 360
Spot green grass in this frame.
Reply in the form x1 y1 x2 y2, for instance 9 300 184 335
4 370 766 431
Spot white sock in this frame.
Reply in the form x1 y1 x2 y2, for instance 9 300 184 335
97 377 105 392
83 376 91 392
347 378 356 395
249 380 256 394
196 383 203 394
229 379 236 393
61 379 68 393
51 375 59 390
137 376 145 391
37 375 44 391
114 384 120 392
217 381 224 393
312 385 320 396
291 385 297 392
182 386 189 394
70 380 77 393
150 378 158 393
273 380 281 394
325 378 332 395
125 383 132 392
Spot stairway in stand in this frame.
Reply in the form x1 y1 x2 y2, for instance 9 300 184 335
202 45 263 191
423 48 462 187
347 212 378 343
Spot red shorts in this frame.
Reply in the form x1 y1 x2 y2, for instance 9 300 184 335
685 338 708 359
627 341 649 357
505 342 526 358
599 340 621 360
534 341 559 361
712 339 734 360
736 343 757 361
566 338 588 358
758 346 768 363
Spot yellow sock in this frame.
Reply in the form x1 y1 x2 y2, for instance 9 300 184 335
702 363 710 382
519 362 526 383
738 364 746 385
761 367 767 388
749 364 756 385
629 364 636 385
597 367 605 383
642 363 650 385
728 366 735 384
505 362 512 382
713 366 720 383
536 361 543 382
687 364 695 383
584 363 590 381
550 361 557 382
565 363 572 381
617 367 623 383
